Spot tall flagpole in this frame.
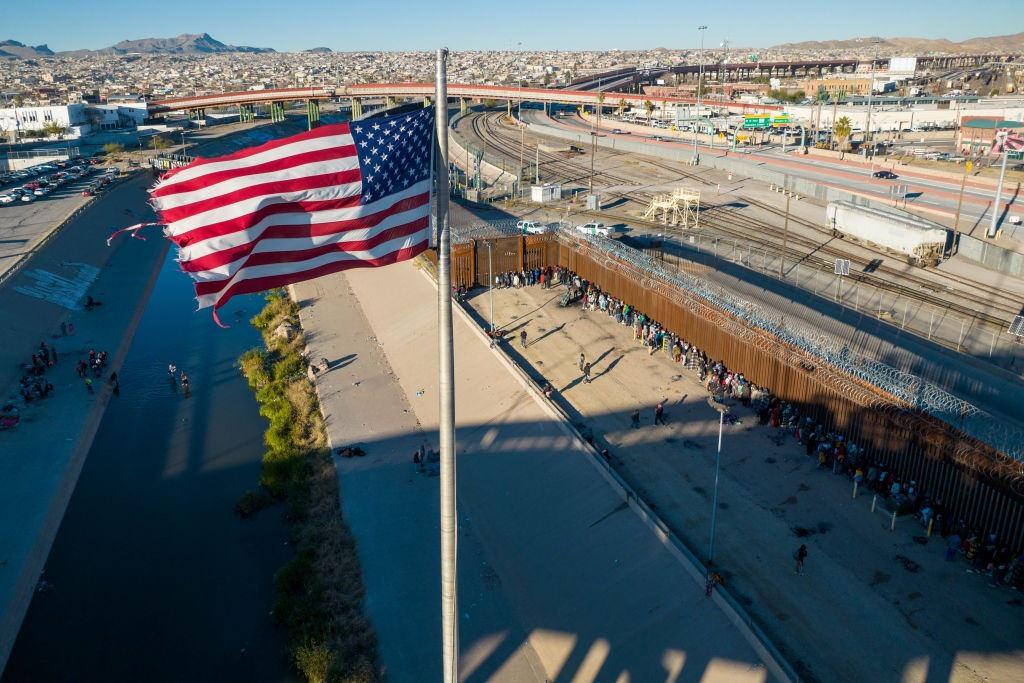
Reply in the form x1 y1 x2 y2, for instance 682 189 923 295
434 47 459 683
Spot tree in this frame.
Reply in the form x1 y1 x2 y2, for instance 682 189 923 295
102 142 125 156
542 72 551 86
644 100 655 121
833 116 852 159
617 98 628 116
42 121 68 138
149 135 171 150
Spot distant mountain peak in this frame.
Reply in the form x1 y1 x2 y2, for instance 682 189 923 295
0 39 55 59
771 32 1024 55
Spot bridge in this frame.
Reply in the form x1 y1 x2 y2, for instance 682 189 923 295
147 82 782 126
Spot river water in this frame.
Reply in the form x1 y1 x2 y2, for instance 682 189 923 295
4 251 294 682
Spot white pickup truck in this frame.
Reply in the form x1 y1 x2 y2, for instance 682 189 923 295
516 220 548 235
574 222 613 237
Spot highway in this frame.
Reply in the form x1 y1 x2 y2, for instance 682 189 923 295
549 112 1016 227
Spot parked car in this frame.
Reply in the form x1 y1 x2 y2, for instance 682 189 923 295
81 187 94 196
516 220 548 235
575 222 612 237
0 193 17 204
873 170 899 179
19 192 35 202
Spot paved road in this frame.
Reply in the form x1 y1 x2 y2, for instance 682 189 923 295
0 171 100 278
550 113 1016 224
294 262 786 682
463 282 1024 683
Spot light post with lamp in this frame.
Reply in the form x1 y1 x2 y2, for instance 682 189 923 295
694 25 708 164
706 396 728 567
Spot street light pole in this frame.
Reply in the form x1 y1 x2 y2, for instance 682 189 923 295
706 397 728 567
694 25 708 164
486 241 494 332
865 45 879 168
988 131 1009 239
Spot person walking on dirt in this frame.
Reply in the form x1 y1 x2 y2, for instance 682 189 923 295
180 372 191 395
578 353 586 373
795 544 808 574
583 362 592 384
519 330 527 349
631 409 640 429
654 401 666 426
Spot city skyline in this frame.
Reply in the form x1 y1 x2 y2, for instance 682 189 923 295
5 0 1023 53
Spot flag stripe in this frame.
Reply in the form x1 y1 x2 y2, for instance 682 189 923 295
158 124 351 187
189 217 429 282
180 191 430 275
196 241 428 310
152 143 358 200
156 167 361 223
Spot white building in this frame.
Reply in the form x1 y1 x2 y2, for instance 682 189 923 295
0 103 88 139
85 101 148 130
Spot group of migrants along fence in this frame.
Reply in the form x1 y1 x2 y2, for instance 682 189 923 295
429 222 1024 551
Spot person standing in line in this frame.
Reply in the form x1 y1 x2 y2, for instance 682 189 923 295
180 372 191 395
795 544 808 574
583 362 592 384
578 352 586 373
654 401 666 426
519 329 527 348
631 409 640 429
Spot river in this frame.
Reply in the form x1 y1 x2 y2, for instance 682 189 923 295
3 251 294 682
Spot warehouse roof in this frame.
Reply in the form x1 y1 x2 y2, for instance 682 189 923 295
961 118 1024 130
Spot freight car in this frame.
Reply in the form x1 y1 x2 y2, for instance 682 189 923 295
826 201 948 266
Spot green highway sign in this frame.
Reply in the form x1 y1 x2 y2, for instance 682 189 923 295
743 115 771 130
771 114 791 127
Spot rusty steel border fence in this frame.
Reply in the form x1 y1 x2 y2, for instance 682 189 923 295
430 223 1024 550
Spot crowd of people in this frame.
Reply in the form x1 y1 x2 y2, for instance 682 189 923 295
18 341 58 403
485 265 1024 592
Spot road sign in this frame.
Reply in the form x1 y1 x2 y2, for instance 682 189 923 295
743 115 771 130
965 161 974 174
771 114 791 128
834 259 851 276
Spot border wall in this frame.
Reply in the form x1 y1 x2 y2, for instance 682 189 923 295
430 231 1024 551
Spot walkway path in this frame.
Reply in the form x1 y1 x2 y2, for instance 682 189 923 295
461 279 1024 682
294 261 781 682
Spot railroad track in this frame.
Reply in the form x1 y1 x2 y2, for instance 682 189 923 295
460 111 1021 330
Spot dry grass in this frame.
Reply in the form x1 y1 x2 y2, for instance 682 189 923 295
239 289 380 682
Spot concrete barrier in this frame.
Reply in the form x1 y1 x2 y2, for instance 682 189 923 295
957 233 1024 277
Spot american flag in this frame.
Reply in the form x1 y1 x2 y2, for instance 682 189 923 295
992 128 1024 154
149 108 435 318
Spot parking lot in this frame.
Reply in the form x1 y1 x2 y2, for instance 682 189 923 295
0 159 118 278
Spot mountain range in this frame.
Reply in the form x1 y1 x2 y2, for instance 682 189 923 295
0 33 274 58
772 32 1024 54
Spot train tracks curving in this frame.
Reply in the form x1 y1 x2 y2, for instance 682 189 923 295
459 110 1021 330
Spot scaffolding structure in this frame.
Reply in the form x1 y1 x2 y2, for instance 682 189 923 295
642 187 701 228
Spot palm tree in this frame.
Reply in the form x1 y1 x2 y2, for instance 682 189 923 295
596 92 605 130
834 116 852 159
617 98 627 117
644 100 655 123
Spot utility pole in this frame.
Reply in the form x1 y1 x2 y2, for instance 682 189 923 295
535 146 540 184
694 25 708 164
433 47 458 683
865 45 879 168
988 130 1010 239
486 241 494 332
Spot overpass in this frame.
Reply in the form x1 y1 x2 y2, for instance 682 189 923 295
148 82 782 124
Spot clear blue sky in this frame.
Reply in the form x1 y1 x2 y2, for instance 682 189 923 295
8 0 1022 52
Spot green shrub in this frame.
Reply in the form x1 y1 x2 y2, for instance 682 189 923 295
240 292 379 681
294 641 334 683
234 488 275 517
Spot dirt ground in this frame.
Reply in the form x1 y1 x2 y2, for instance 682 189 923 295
463 279 1024 683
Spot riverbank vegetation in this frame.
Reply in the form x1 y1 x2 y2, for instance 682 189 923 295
238 289 378 683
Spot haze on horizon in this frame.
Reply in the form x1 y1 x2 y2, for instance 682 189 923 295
7 0 1023 53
